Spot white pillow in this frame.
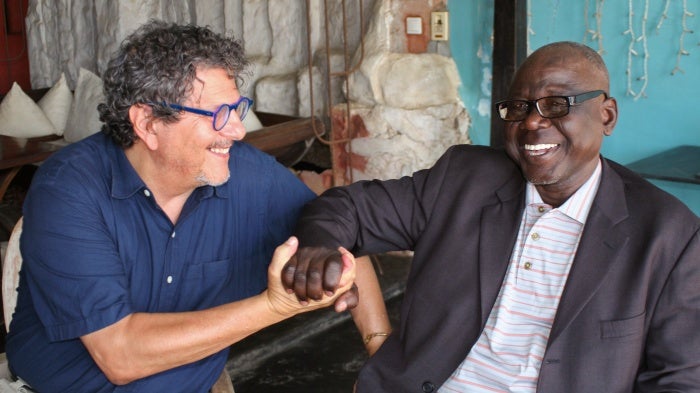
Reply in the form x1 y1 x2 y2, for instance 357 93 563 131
38 73 73 135
0 82 57 138
64 68 105 143
243 109 264 132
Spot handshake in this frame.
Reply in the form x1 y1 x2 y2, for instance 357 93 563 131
264 236 359 317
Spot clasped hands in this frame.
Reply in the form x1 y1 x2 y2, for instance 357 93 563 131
266 237 359 316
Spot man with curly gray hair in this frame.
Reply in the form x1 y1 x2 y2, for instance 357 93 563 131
6 20 389 392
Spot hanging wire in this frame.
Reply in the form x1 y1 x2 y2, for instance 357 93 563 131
624 0 649 100
624 0 639 98
671 0 694 75
594 0 605 54
305 0 366 184
655 0 671 32
305 0 365 146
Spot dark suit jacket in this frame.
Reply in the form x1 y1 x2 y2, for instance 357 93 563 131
295 145 700 393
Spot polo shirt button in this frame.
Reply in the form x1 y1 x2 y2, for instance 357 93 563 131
171 232 176 238
421 381 435 392
167 275 173 284
144 189 151 197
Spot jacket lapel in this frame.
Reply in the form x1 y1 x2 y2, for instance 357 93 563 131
478 174 525 324
548 159 630 343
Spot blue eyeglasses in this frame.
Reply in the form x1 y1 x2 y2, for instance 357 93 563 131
159 96 254 131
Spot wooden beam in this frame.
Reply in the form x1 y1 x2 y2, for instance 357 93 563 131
243 116 324 154
243 113 326 167
490 0 527 148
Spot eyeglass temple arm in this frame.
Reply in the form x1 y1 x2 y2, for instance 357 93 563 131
164 103 216 117
570 90 607 104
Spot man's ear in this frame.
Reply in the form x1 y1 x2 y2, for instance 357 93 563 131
129 104 159 150
601 96 618 136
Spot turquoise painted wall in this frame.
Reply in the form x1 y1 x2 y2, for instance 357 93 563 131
449 1 700 215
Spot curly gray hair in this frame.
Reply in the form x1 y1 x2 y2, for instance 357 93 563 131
98 20 249 148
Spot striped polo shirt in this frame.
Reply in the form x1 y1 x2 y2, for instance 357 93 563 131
439 160 602 392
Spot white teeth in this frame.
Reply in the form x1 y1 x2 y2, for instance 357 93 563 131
524 143 557 151
210 147 230 154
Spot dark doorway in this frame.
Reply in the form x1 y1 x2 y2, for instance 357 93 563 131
0 0 31 94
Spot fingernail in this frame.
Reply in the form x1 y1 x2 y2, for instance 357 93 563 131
286 236 298 245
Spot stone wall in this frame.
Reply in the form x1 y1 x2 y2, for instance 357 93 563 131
25 0 470 183
329 0 470 184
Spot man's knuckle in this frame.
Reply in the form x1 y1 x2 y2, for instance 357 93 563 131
308 269 322 283
294 271 307 283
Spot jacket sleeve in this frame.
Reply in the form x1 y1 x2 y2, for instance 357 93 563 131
293 146 462 255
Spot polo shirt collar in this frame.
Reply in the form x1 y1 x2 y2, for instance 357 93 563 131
526 158 602 224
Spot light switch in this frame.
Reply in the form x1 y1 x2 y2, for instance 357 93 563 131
406 17 422 35
431 11 449 41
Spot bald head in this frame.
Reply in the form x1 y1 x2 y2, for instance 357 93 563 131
515 41 610 93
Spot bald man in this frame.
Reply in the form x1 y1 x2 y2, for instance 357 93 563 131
284 41 700 392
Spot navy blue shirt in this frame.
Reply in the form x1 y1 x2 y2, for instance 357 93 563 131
6 132 316 392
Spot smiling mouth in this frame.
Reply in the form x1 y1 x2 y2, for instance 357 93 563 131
523 143 558 156
209 146 231 155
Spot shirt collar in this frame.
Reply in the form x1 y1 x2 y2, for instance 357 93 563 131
526 158 602 224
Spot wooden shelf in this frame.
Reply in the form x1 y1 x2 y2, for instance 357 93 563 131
626 145 700 185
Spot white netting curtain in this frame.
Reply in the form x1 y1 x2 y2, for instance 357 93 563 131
24 0 245 89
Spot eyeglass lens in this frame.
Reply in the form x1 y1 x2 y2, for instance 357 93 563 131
213 105 231 130
498 97 570 121
212 99 251 130
235 99 250 120
536 97 569 118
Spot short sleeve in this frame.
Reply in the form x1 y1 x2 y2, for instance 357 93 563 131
21 158 132 341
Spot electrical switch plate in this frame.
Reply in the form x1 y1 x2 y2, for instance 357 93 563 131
431 11 449 41
406 17 422 35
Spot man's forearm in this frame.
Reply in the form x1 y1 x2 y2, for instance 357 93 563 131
350 256 392 356
81 292 288 385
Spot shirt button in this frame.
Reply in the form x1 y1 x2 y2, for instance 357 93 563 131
524 262 533 270
171 232 176 238
167 275 173 284
144 189 151 197
421 381 436 392
538 206 546 213
531 232 540 241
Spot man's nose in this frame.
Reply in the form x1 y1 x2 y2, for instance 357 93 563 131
218 113 247 140
521 105 550 130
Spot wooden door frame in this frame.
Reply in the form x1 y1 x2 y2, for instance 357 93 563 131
0 0 31 94
490 0 527 148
